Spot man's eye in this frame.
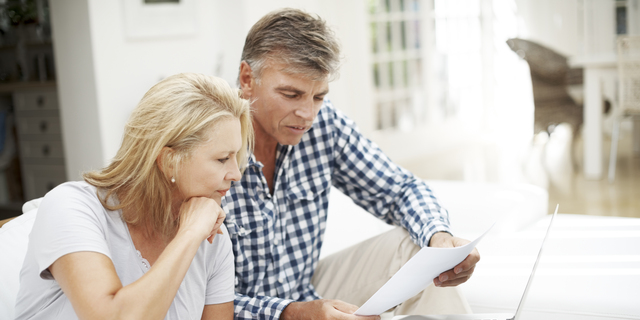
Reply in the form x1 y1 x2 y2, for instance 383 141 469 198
314 96 325 101
283 93 298 99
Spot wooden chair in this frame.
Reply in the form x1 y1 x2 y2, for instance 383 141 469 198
506 38 584 135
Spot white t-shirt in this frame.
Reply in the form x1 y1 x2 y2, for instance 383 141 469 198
13 181 235 320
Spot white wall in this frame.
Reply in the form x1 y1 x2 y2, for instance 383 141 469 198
51 0 586 181
50 0 103 180
51 0 378 180
51 0 238 180
515 0 580 57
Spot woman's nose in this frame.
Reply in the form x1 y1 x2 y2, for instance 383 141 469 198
227 160 242 181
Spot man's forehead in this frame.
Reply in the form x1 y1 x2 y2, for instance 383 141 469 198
262 60 329 82
264 67 329 93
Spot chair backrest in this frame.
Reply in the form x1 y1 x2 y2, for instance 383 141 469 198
617 36 640 115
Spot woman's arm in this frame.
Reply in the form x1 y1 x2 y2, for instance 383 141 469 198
49 197 225 320
202 302 234 320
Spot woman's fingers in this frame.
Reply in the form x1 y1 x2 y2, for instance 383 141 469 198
178 197 225 241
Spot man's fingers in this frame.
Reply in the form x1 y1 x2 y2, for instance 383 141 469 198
436 266 475 285
437 275 471 287
454 255 477 274
329 300 380 320
330 299 359 314
450 248 480 275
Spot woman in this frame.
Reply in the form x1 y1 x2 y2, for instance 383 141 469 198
13 73 253 320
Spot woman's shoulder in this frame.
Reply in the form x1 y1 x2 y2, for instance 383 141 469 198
37 181 112 223
44 180 97 199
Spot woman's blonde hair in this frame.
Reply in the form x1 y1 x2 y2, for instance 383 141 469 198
84 73 253 239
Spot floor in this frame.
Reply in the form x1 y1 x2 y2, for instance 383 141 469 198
549 133 640 217
399 126 640 218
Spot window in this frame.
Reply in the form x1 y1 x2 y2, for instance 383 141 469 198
369 0 427 131
369 0 484 132
433 0 483 126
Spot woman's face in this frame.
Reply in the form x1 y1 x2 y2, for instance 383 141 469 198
175 117 243 205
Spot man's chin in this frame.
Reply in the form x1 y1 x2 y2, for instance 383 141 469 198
277 135 304 146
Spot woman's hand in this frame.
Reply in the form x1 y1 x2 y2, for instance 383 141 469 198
177 197 226 243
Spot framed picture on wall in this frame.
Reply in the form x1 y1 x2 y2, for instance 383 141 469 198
123 0 197 39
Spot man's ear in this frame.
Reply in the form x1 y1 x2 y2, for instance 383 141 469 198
157 146 175 179
239 61 254 98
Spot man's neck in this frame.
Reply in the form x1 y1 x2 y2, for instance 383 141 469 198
252 123 278 164
252 123 278 194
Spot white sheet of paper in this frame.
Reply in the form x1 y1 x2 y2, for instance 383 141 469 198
354 224 494 316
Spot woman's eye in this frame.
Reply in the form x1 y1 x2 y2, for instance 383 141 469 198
218 157 230 164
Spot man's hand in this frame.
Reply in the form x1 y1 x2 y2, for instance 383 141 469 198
428 232 480 287
281 300 381 320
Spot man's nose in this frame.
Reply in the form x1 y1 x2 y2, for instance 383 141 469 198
294 99 317 121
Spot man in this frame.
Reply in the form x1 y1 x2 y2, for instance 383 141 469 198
223 8 480 320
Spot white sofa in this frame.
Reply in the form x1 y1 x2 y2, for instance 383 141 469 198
2 181 639 320
0 198 40 320
323 181 640 320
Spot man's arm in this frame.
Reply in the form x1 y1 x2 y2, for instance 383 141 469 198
234 286 379 320
282 300 380 320
234 293 292 320
328 102 479 286
328 103 450 247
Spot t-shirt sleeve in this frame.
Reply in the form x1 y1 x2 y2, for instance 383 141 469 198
204 224 235 305
29 182 111 280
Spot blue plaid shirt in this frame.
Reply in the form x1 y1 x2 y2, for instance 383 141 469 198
222 100 451 320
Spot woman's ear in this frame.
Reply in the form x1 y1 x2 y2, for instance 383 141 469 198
157 147 175 179
239 61 254 98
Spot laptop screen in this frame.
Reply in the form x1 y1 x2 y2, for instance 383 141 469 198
512 204 559 320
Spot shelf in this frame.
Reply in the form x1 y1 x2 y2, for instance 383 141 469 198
0 41 53 51
0 81 56 93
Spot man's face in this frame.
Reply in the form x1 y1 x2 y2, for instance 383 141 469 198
240 61 329 146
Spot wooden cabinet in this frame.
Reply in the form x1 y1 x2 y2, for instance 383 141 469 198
12 86 66 202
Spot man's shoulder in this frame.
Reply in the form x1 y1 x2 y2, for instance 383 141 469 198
316 99 345 121
310 99 355 135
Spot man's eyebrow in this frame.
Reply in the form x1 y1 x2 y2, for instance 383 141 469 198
275 85 305 95
275 85 329 97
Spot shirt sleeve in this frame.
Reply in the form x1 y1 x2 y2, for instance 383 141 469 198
29 183 111 280
328 103 452 248
205 225 236 304
234 293 293 320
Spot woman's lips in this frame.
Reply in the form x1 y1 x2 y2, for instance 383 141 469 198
217 189 229 196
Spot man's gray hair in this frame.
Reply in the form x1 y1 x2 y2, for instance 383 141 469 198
240 8 341 82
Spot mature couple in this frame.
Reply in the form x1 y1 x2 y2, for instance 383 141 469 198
14 8 479 320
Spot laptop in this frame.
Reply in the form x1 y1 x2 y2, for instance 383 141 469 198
392 204 559 320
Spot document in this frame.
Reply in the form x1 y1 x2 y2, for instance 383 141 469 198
354 225 494 316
